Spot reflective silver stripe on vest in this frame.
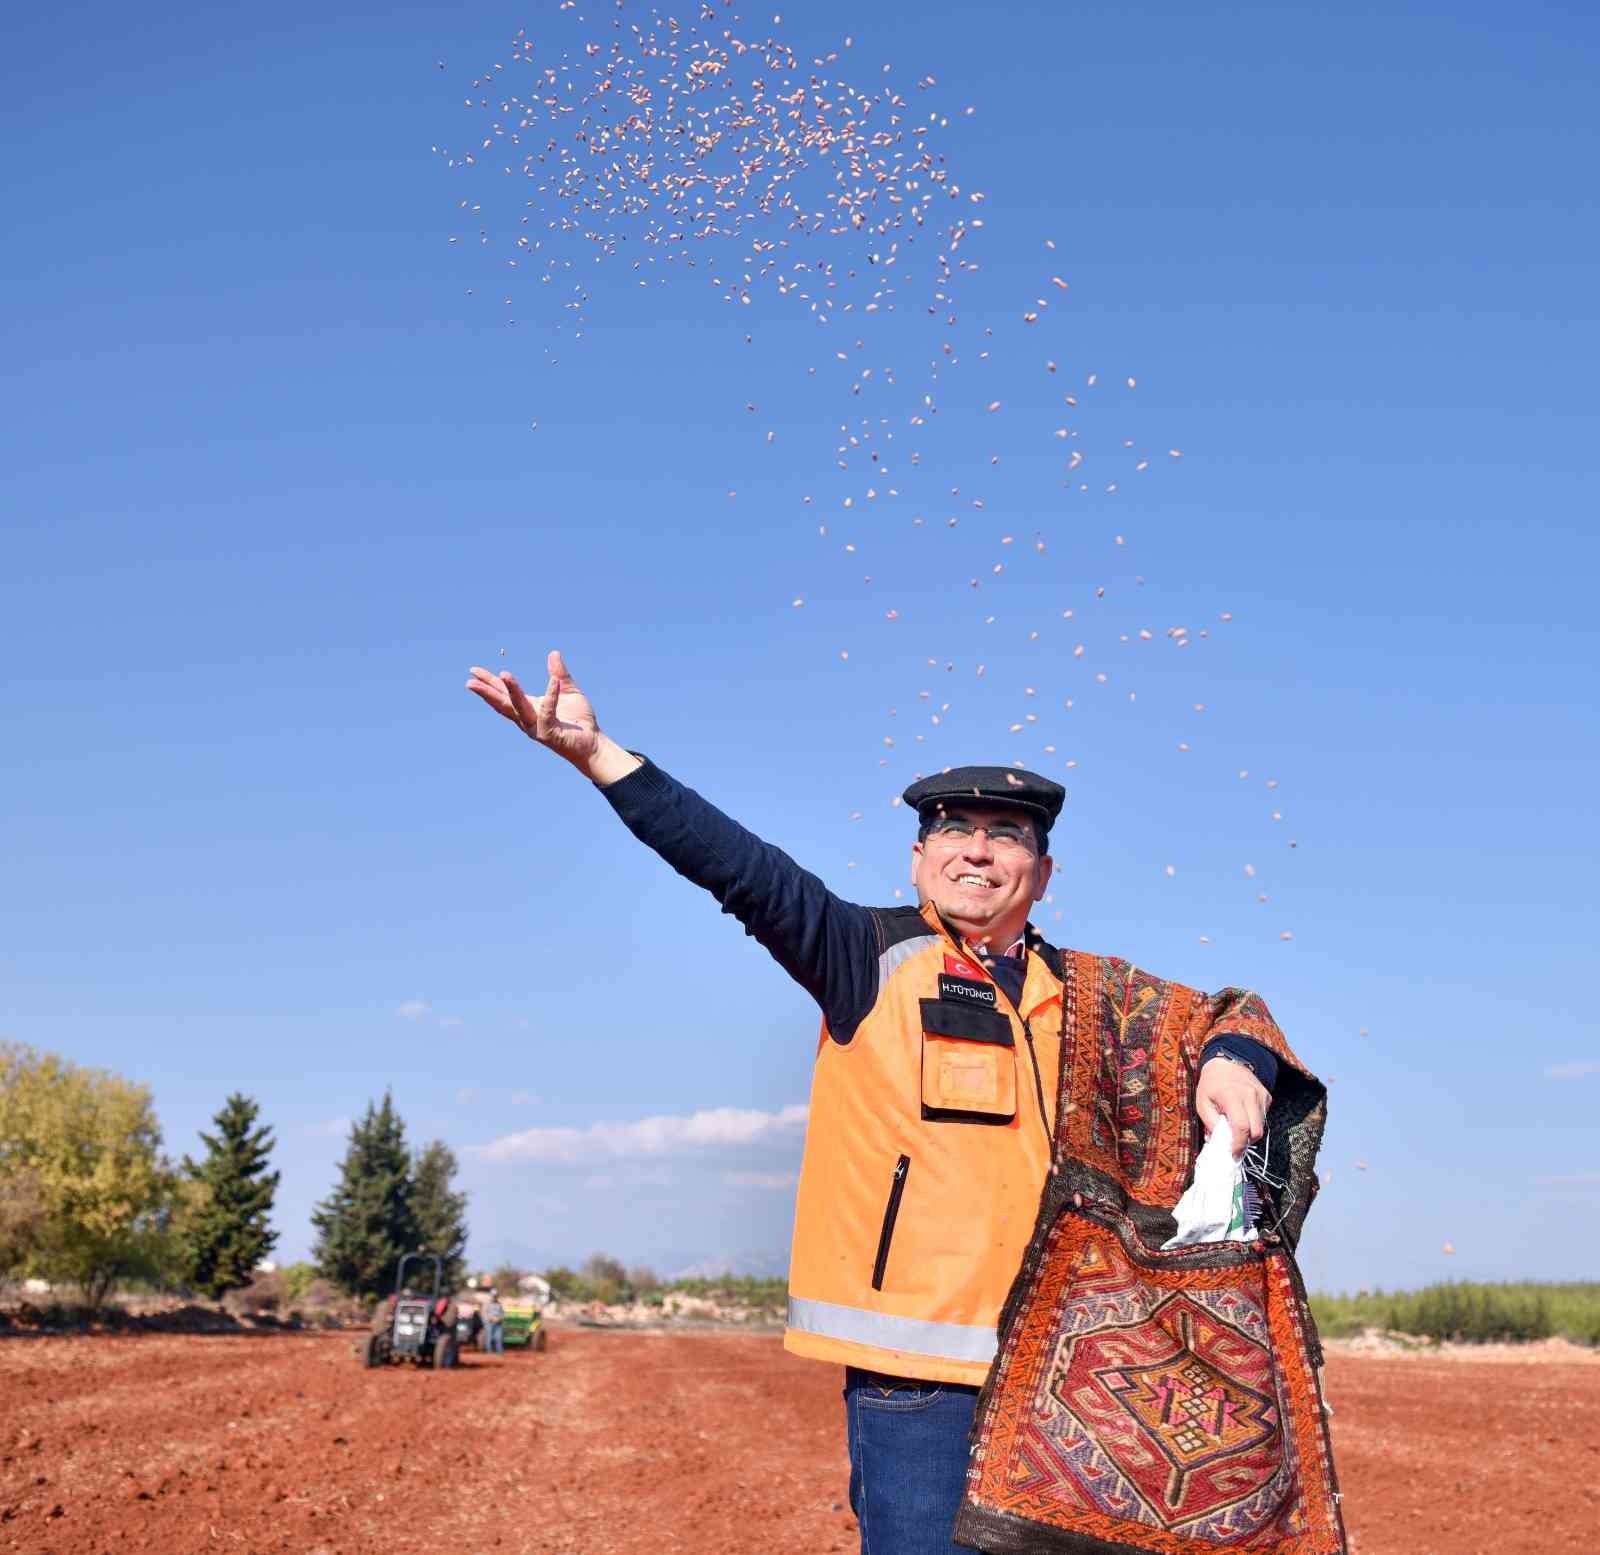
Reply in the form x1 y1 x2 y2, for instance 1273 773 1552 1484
877 932 939 994
788 1295 998 1364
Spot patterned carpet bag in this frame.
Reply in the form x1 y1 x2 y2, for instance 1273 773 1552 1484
954 1210 1346 1555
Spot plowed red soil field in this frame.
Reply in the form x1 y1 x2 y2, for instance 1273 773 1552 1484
3 1327 1596 1555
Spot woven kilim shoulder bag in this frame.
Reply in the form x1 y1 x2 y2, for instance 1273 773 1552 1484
952 948 1347 1555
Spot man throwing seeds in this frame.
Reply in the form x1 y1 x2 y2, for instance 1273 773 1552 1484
467 650 1334 1555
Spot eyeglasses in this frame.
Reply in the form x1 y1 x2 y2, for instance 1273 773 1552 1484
920 815 1039 855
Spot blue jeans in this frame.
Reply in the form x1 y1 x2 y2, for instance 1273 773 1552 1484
843 1368 981 1555
484 1320 504 1353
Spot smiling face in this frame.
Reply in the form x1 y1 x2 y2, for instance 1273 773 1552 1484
910 803 1054 952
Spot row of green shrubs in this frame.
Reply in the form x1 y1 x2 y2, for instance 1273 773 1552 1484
1311 1282 1600 1345
520 1264 1600 1342
502 1255 786 1312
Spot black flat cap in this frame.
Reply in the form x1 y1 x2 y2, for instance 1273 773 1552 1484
902 766 1066 837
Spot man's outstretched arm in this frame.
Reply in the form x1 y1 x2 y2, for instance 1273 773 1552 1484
467 652 879 1035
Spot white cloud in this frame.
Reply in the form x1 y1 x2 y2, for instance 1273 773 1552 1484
304 1116 351 1139
1544 1060 1600 1080
396 998 466 1031
724 1170 799 1191
472 1103 809 1164
582 1167 679 1192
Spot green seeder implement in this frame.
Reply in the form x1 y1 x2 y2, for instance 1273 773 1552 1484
500 1299 548 1351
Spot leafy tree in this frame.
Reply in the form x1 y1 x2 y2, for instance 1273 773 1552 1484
582 1251 628 1305
281 1261 317 1304
544 1265 581 1300
310 1093 419 1301
181 1093 280 1299
0 1043 176 1309
491 1262 525 1293
150 1174 213 1291
0 1161 47 1277
583 1251 628 1286
410 1140 469 1291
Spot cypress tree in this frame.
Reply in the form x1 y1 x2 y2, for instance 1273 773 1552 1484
310 1093 419 1300
182 1093 280 1300
411 1141 469 1292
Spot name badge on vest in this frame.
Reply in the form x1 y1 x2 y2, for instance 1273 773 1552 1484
938 973 997 1008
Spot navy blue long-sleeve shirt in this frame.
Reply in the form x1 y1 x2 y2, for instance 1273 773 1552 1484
599 756 1276 1090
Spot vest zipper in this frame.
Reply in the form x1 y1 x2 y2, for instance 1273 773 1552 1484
871 1154 911 1291
1020 1018 1051 1151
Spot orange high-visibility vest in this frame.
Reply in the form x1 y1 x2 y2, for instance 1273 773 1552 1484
783 903 1063 1386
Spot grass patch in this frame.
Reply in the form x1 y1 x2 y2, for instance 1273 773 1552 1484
1311 1282 1600 1345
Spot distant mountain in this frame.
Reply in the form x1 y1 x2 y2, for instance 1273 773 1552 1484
467 1240 789 1283
667 1248 790 1281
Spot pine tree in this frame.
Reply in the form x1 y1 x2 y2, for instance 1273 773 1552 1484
310 1093 419 1301
411 1141 469 1291
182 1093 280 1299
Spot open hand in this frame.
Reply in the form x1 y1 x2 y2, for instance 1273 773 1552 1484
1194 1055 1269 1159
466 649 601 769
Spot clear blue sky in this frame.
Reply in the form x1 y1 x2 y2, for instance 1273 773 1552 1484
3 0 1596 1293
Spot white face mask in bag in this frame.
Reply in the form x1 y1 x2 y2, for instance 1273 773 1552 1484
1161 1114 1260 1249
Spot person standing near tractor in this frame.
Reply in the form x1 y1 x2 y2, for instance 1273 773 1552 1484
431 1289 460 1367
465 651 1329 1555
481 1289 506 1355
369 1289 397 1340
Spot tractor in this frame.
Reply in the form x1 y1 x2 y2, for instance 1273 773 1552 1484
363 1253 458 1370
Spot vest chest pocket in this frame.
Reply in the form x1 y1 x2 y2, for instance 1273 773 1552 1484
919 998 1018 1125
